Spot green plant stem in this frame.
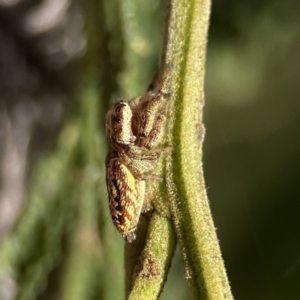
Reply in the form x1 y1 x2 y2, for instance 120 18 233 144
125 214 150 295
163 0 234 299
127 212 176 300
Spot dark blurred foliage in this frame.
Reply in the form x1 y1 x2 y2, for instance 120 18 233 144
0 0 300 299
205 1 300 299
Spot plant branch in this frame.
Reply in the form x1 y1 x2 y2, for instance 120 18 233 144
162 0 234 299
127 212 176 300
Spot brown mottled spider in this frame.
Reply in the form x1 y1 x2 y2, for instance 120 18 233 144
105 68 172 242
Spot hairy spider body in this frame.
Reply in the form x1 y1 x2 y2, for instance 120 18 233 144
105 68 172 242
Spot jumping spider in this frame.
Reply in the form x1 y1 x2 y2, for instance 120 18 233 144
105 68 172 242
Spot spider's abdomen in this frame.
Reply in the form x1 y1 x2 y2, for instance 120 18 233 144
106 156 143 242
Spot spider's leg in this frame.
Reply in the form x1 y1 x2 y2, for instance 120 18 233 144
156 67 173 96
139 68 172 139
147 72 159 92
124 145 170 160
140 97 171 150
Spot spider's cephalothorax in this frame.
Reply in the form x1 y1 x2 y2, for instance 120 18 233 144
105 68 172 242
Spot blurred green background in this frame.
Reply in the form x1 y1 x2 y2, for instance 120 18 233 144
0 0 300 299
